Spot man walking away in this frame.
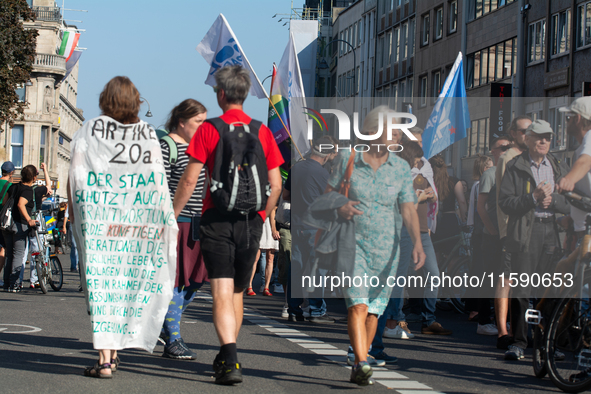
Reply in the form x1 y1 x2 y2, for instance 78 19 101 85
173 65 283 385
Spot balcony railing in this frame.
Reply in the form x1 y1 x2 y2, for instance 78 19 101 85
32 6 62 22
34 54 66 74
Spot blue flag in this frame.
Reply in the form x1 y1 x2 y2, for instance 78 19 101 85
422 52 471 159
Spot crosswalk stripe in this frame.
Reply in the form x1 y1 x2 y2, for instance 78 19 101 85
194 291 442 392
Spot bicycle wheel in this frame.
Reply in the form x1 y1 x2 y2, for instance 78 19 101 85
49 256 63 291
36 259 48 294
545 274 591 393
533 324 548 378
443 256 471 314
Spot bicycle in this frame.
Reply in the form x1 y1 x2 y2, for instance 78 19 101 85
431 230 472 314
31 209 63 294
527 191 591 392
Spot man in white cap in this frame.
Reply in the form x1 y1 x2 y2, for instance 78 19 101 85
499 119 571 360
556 97 591 238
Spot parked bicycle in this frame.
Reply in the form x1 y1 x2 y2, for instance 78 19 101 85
528 191 591 393
31 209 63 294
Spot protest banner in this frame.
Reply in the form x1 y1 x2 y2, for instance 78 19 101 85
68 116 178 352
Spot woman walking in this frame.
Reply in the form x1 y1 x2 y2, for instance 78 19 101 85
159 99 209 359
326 107 425 386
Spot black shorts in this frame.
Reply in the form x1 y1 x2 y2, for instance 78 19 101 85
199 209 264 289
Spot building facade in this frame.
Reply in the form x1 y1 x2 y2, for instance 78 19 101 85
4 0 83 196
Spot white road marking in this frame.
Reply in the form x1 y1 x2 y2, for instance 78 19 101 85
0 324 42 334
193 291 440 392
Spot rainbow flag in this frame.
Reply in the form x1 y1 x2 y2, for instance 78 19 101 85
57 28 80 62
268 64 290 145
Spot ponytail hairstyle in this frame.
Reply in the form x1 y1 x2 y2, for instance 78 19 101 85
165 99 207 132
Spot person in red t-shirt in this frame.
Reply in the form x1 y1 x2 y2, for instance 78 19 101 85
173 65 283 385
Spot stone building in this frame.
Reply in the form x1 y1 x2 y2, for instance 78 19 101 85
3 0 83 196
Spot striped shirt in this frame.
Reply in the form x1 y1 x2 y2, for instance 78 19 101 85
160 138 206 219
529 154 555 218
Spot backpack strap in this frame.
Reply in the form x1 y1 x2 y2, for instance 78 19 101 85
160 135 178 166
0 182 10 206
206 118 228 195
247 119 263 136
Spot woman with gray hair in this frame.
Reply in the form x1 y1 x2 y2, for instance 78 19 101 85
326 106 425 385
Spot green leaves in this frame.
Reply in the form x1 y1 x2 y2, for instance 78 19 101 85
0 0 38 131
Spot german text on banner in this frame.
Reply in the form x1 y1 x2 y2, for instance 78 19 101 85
196 14 266 99
422 52 471 159
69 117 178 352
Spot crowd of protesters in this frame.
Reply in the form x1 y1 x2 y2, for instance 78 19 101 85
4 63 591 387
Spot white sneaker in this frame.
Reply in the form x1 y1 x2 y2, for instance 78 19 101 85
274 284 284 294
281 305 289 318
477 323 499 336
383 325 415 339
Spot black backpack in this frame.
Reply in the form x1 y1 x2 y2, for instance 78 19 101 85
207 117 270 216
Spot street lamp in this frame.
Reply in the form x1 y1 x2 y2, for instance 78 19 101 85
320 39 357 100
140 96 153 118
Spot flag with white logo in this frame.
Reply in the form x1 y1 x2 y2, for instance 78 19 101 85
196 14 266 99
422 52 471 159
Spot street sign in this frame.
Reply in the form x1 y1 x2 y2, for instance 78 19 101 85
489 82 512 148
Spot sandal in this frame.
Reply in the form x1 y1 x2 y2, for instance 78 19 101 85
246 288 256 296
110 356 120 372
84 362 112 379
263 288 272 296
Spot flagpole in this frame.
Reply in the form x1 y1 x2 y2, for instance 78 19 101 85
266 95 305 160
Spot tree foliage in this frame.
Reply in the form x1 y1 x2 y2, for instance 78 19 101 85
0 0 38 132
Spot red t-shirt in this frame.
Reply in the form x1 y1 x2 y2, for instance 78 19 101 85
186 108 284 220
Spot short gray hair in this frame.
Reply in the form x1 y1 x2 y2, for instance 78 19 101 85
214 65 251 104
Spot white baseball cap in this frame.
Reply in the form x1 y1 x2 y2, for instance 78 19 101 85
559 97 591 121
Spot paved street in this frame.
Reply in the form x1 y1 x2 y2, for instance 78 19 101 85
0 256 569 393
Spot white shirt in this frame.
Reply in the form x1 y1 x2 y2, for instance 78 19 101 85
572 131 591 231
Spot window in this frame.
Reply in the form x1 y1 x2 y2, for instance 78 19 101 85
551 10 571 56
392 83 398 110
435 7 444 40
346 71 351 96
401 22 408 59
358 19 362 46
387 31 392 69
11 125 24 169
377 35 384 69
340 31 344 56
409 18 416 57
528 20 546 63
40 126 48 167
422 14 430 45
392 28 400 63
338 75 342 97
15 85 25 102
356 66 360 95
408 78 414 100
548 96 569 150
432 71 441 98
352 23 357 47
59 136 64 145
472 0 515 20
576 2 591 48
449 0 458 33
468 118 490 156
420 76 428 107
467 37 516 88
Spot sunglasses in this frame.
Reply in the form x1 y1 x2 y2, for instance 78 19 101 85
493 144 511 152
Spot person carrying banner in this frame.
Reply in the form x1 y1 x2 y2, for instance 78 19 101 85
68 76 178 379
173 65 283 385
158 99 209 359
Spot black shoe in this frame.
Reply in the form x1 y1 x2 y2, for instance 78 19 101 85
8 284 22 293
308 313 335 324
504 345 525 360
162 338 196 360
288 313 305 322
214 360 243 385
497 335 515 350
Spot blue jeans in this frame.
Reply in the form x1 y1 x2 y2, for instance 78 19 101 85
288 228 326 317
407 231 439 326
70 228 78 271
370 227 415 355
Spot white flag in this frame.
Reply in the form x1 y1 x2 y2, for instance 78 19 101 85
196 14 266 99
277 32 310 154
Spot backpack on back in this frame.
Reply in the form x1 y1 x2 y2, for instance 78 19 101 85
159 133 179 166
207 117 270 216
0 184 18 232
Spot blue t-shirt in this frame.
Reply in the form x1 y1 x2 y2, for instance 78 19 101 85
286 159 330 230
